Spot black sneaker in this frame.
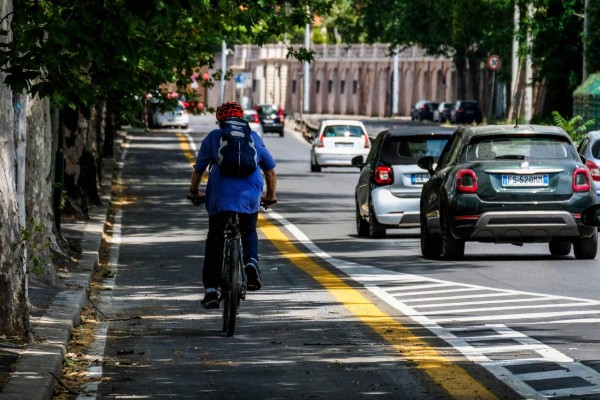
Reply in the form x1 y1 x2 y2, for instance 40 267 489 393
201 291 220 309
245 264 261 291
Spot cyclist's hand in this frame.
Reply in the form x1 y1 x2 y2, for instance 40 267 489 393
260 196 277 210
187 191 205 207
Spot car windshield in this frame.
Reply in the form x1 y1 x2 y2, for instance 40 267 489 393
380 135 449 164
323 125 364 138
468 136 572 161
257 105 277 115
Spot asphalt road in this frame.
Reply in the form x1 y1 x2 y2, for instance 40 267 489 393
71 115 600 399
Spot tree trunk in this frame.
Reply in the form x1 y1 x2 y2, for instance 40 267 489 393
62 105 103 219
454 54 468 100
467 56 481 101
0 0 29 340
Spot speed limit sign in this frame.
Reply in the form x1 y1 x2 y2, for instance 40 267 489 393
487 54 502 71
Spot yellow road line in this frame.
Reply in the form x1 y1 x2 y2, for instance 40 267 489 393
179 136 498 399
177 133 197 167
257 215 499 399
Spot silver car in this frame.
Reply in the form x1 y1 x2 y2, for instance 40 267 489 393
243 109 264 137
310 119 370 172
353 126 453 238
578 130 600 196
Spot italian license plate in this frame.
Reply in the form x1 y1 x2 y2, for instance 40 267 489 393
502 174 549 187
335 143 353 148
411 173 430 184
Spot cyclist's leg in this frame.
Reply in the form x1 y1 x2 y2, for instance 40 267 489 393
202 212 228 306
240 212 261 290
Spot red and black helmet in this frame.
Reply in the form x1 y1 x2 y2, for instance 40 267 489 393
216 101 244 121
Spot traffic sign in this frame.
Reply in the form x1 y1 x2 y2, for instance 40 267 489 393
487 55 502 71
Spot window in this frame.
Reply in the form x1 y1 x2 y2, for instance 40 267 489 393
341 81 345 94
292 80 297 94
380 136 450 165
353 80 358 94
466 136 571 161
328 80 333 93
316 80 321 93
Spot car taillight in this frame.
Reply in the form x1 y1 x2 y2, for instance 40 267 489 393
421 105 427 110
364 135 370 148
457 169 477 193
573 167 591 192
253 114 260 124
585 160 600 181
317 136 325 148
373 166 393 185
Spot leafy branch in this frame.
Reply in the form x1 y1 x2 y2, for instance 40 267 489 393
551 111 595 145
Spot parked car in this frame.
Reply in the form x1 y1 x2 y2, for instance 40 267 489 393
577 130 600 195
353 126 454 238
243 109 263 137
418 124 598 260
311 119 370 172
256 104 284 136
151 100 189 129
410 100 439 122
450 100 482 124
433 102 454 123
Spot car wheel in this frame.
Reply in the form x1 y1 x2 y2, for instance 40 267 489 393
440 204 464 260
549 239 572 257
310 155 321 172
368 202 386 238
573 230 598 259
356 202 369 237
420 209 441 259
279 129 284 137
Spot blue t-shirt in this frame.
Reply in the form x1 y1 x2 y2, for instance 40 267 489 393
193 119 276 216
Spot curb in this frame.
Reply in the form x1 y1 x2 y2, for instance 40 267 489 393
0 131 126 400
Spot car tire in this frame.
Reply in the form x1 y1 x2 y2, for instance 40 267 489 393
310 155 321 173
368 202 386 239
440 204 464 260
279 129 284 137
420 209 441 259
356 202 369 237
549 239 572 257
573 230 598 259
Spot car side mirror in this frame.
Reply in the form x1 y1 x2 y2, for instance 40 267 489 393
351 155 365 169
581 204 600 226
418 156 435 174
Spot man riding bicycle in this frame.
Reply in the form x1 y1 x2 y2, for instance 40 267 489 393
188 101 277 309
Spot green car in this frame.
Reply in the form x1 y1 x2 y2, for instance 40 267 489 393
418 124 598 260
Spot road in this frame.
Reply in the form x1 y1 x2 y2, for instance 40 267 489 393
69 114 600 399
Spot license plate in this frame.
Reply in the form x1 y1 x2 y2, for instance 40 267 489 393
335 143 353 148
502 174 549 187
411 173 430 184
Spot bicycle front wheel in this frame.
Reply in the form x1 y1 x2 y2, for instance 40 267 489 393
222 239 242 336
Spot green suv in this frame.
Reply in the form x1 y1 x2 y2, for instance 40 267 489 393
418 125 598 260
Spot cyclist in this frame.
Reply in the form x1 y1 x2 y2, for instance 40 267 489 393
188 101 277 309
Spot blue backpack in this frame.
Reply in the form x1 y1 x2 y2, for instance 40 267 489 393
218 119 258 177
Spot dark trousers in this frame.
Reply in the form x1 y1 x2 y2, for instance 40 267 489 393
203 211 259 289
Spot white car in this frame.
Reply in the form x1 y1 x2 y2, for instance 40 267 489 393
310 119 370 172
151 101 189 129
243 109 263 137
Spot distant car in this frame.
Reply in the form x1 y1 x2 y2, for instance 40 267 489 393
243 109 263 137
433 102 454 123
577 130 600 195
256 104 284 136
450 100 482 124
410 100 438 122
151 101 189 129
311 119 370 172
353 126 453 238
418 124 597 260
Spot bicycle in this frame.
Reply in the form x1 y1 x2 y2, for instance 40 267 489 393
188 193 276 336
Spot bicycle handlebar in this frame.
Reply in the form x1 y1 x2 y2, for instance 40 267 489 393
187 193 205 207
187 193 277 209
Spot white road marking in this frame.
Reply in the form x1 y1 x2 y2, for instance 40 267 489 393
262 210 600 399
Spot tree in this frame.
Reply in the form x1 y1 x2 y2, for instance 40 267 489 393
0 0 332 339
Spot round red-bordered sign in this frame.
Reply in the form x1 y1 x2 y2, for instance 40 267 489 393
487 54 502 71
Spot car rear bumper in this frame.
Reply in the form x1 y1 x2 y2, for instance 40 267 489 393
453 210 596 242
315 149 369 167
261 122 284 132
371 188 421 227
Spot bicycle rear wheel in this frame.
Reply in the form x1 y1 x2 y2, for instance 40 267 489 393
222 239 242 336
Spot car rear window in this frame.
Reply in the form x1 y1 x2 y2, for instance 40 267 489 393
460 102 479 109
243 113 256 123
467 136 573 161
257 105 277 115
380 135 450 164
322 125 365 138
592 140 600 159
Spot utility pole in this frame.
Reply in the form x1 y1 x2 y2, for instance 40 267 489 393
583 0 589 81
303 8 310 113
392 47 399 116
220 40 226 104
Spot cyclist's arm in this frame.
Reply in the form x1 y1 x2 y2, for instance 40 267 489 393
262 168 277 202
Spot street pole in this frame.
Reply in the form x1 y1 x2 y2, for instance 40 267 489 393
220 40 226 104
583 0 589 81
303 8 310 113
392 47 399 116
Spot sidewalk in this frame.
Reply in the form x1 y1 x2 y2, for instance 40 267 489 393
0 131 126 400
